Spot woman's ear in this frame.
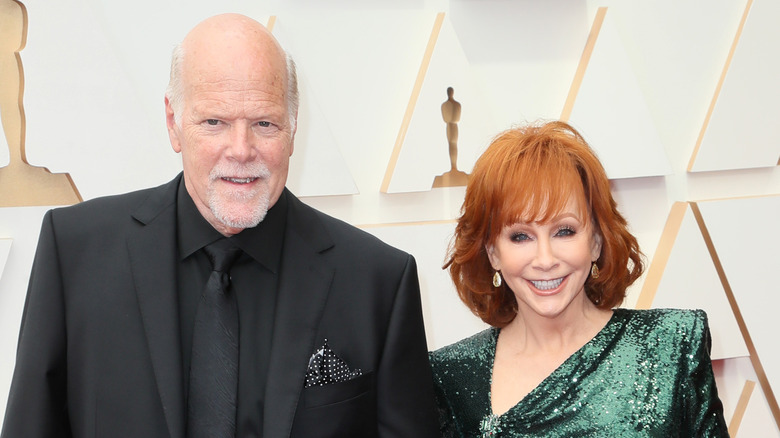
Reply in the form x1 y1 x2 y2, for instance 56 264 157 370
591 232 603 262
485 244 500 270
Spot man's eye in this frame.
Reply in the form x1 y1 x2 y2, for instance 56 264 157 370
206 119 220 126
257 121 271 127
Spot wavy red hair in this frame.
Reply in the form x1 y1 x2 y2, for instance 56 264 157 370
445 121 643 327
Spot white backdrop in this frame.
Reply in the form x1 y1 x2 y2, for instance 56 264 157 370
2 0 779 434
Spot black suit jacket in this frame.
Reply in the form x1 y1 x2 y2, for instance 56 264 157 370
1 174 439 437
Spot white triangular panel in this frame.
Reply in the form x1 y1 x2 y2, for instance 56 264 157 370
697 196 780 406
385 14 495 194
272 19 358 197
0 239 11 282
0 124 8 167
691 0 780 172
22 0 182 201
0 206 53 426
714 357 780 436
449 1 589 128
568 10 671 179
362 221 487 350
741 380 780 437
651 206 747 360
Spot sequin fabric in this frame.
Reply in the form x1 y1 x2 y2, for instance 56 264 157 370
429 309 729 437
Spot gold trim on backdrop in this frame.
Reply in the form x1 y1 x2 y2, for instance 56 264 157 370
728 380 756 436
380 12 445 193
690 202 780 429
687 0 753 171
634 201 687 309
266 15 276 32
0 0 82 206
560 7 607 122
357 218 455 229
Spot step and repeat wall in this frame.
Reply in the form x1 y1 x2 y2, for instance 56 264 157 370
1 0 779 435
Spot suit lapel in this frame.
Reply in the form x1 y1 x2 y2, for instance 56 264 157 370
127 175 185 438
263 192 335 437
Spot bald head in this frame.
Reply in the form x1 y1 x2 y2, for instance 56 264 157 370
166 14 298 130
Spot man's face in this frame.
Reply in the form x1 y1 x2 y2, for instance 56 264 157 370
166 38 294 236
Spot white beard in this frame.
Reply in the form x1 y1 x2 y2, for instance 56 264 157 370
207 161 272 229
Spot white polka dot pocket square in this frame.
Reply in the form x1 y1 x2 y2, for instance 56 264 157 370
304 339 363 388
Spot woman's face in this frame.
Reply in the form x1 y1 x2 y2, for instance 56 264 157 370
487 196 602 321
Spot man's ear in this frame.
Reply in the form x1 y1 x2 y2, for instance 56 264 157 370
165 96 182 153
288 109 298 157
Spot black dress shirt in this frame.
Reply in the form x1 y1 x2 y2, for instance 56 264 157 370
176 180 287 437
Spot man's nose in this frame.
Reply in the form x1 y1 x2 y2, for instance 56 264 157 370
226 124 257 162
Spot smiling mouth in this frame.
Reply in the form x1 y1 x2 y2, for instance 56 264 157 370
530 277 564 290
222 177 258 184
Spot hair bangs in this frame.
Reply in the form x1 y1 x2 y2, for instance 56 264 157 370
488 139 589 242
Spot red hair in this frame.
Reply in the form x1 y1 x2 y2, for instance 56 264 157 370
445 121 643 327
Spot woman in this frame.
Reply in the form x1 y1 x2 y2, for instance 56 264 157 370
429 121 728 437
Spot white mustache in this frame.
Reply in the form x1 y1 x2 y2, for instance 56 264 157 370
209 162 271 181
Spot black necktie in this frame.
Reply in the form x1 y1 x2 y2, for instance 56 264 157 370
187 239 242 438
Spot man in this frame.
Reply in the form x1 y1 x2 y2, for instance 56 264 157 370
1 13 439 437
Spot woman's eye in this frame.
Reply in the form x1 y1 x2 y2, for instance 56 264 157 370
510 232 530 242
555 226 575 237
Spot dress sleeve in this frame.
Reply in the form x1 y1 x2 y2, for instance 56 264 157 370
680 310 730 437
429 352 459 438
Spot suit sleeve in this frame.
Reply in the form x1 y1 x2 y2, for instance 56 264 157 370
376 255 439 437
680 310 729 437
1 211 72 438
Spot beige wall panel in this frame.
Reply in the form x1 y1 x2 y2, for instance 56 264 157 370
257 10 438 197
697 196 780 425
0 0 81 206
383 13 495 194
19 1 183 200
0 206 51 423
608 177 671 309
2 1 780 433
362 221 487 350
565 8 671 179
593 1 747 175
714 357 780 436
271 18 358 197
448 1 589 139
640 203 748 360
382 3 595 193
0 239 10 282
690 0 780 172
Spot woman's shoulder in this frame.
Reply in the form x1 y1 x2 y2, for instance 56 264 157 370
429 327 497 366
614 307 709 337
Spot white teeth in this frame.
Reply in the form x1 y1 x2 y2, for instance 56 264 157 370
531 278 563 290
224 177 256 184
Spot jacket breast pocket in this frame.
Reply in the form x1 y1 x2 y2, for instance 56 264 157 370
303 370 373 408
291 371 377 437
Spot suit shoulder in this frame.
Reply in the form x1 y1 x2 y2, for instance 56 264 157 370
46 177 178 231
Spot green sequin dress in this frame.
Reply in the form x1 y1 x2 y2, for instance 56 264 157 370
429 308 729 437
